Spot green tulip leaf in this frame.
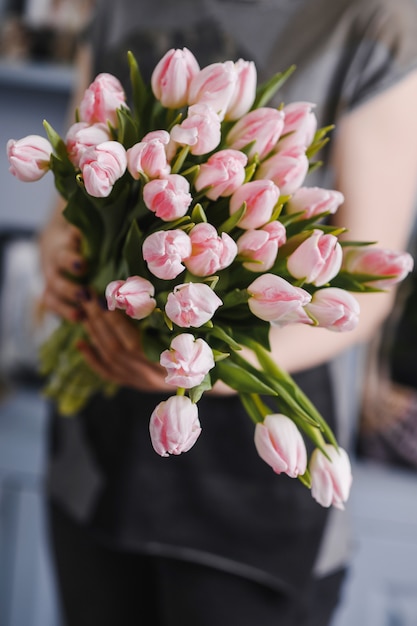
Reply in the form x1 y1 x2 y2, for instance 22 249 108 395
215 359 277 395
252 65 296 109
189 374 212 403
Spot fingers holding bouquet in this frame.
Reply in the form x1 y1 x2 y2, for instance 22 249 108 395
39 206 88 322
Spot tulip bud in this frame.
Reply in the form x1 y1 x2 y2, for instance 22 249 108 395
342 247 414 289
65 122 111 168
149 395 201 456
305 287 360 332
127 130 171 180
237 221 286 272
78 72 127 127
247 274 312 325
256 146 309 195
7 135 53 182
151 47 200 108
143 174 192 221
194 149 248 200
278 101 317 152
143 229 192 280
188 60 238 120
310 444 352 510
225 59 257 121
229 179 280 230
170 103 221 156
80 141 127 197
286 187 344 219
160 333 215 389
184 223 237 277
105 276 156 320
226 107 285 161
287 229 343 287
165 282 222 328
254 414 307 478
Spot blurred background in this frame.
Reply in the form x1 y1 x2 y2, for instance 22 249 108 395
0 1 417 624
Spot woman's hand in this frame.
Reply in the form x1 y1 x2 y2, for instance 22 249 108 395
77 294 241 395
39 202 88 322
77 294 173 392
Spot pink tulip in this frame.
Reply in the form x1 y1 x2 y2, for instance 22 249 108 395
127 130 171 180
254 414 307 478
184 223 237 277
142 229 192 280
229 179 280 230
278 102 317 152
310 444 352 510
188 60 237 120
287 230 343 287
151 47 200 108
256 146 309 195
237 221 286 272
105 276 156 320
7 135 52 182
225 59 257 121
78 72 127 127
194 149 248 200
65 122 111 167
226 107 285 160
306 287 360 332
286 187 344 219
247 274 312 325
143 174 192 221
165 282 222 328
170 103 221 156
80 141 127 197
149 395 201 456
160 333 215 388
342 247 414 289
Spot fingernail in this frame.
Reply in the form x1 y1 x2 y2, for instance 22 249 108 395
98 296 108 310
73 307 86 322
76 339 87 351
73 260 86 273
76 287 91 302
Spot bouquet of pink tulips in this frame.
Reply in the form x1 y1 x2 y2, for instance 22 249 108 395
7 49 413 508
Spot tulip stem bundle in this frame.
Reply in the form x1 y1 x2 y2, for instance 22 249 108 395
7 49 413 508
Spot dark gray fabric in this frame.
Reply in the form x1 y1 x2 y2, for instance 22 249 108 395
48 367 335 593
48 499 346 626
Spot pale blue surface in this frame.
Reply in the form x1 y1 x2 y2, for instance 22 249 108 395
0 389 62 626
331 463 417 626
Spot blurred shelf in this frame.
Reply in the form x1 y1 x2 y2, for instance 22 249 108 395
0 59 75 91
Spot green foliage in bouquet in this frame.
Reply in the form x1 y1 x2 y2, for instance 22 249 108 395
40 55 323 425
7 48 413 501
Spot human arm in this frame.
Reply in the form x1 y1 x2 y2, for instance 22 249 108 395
267 70 417 373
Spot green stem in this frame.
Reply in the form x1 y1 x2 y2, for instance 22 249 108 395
229 349 319 427
239 393 264 424
245 339 339 448
171 145 190 174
